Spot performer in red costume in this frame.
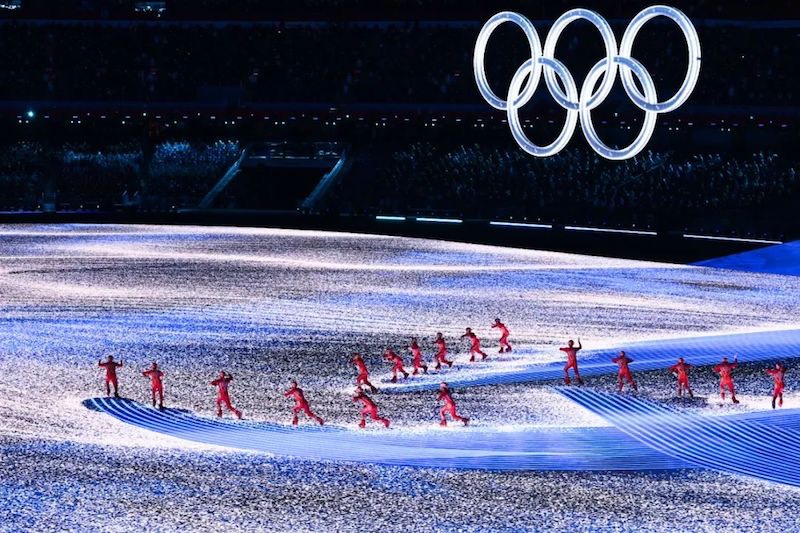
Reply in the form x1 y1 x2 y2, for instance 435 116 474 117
142 362 165 409
669 357 694 398
461 327 488 362
351 353 378 393
408 338 428 375
766 362 786 409
492 318 512 353
352 386 390 428
713 356 739 404
437 382 469 427
433 332 453 371
384 348 409 383
560 339 583 385
98 355 123 397
284 379 324 425
612 351 638 392
210 371 242 419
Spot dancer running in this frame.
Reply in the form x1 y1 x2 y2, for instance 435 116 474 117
437 382 469 427
408 338 428 375
98 355 123 398
384 348 409 383
433 332 453 371
492 318 512 353
713 356 739 404
461 327 488 362
352 386 390 428
669 357 694 398
284 379 324 425
766 362 786 409
210 371 242 419
612 351 638 392
560 339 583 385
351 353 378 393
142 362 164 409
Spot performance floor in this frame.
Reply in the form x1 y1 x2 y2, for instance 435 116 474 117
2 224 800 531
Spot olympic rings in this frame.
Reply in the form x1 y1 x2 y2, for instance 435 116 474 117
473 6 702 161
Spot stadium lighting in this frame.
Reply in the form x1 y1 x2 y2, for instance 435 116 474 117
683 234 783 245
375 215 406 222
416 217 463 224
26 110 35 119
489 221 553 229
565 226 658 236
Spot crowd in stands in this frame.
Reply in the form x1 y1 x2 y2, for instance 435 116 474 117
0 139 239 211
348 142 799 234
0 21 795 106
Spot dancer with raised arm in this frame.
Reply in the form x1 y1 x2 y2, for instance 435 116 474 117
714 356 740 404
766 362 786 409
211 371 242 419
461 327 488 362
492 318 512 353
98 355 123 398
669 357 694 398
560 339 583 385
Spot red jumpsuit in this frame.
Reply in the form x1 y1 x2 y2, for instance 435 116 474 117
353 391 390 428
492 322 512 353
461 331 488 362
409 341 428 375
284 384 324 425
560 344 583 385
351 355 378 393
384 350 409 383
98 360 122 397
713 359 739 403
211 374 242 419
143 368 164 408
438 387 469 426
766 367 786 409
433 337 453 370
612 354 637 392
669 361 693 398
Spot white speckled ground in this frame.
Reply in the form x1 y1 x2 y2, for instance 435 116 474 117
2 224 800 532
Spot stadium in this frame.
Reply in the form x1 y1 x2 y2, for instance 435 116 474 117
1 1 799 531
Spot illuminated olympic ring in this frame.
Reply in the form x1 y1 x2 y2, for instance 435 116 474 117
473 6 701 160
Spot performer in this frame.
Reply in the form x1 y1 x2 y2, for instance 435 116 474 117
560 339 583 385
142 362 165 409
284 379 324 425
98 355 123 397
492 318 512 353
437 382 469 427
766 362 786 409
461 327 488 362
384 348 410 383
352 386 390 428
433 332 453 371
408 337 428 375
669 357 694 398
612 351 638 392
713 356 739 404
210 371 242 419
351 353 378 393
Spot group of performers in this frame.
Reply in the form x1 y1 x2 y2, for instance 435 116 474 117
96 318 790 430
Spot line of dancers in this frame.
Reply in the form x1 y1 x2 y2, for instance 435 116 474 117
97 319 790 430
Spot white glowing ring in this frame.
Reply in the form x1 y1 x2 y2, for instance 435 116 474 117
473 5 702 161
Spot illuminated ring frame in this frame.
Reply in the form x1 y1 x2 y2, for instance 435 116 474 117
473 5 702 161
